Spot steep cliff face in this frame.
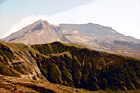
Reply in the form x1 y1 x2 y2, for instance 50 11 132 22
1 41 140 91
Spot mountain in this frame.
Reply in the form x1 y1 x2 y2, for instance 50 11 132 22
4 20 61 44
0 39 4 42
3 20 140 58
1 41 140 91
59 23 140 58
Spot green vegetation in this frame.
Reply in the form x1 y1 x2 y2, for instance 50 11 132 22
0 63 20 77
0 42 38 77
1 41 140 91
32 41 140 91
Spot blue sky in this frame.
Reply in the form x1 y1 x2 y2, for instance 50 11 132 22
0 0 93 15
0 0 93 38
0 0 140 39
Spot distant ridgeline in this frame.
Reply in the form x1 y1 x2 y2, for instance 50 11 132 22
3 20 140 58
0 41 140 91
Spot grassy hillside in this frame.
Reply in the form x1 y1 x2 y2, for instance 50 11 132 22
32 42 140 91
0 42 45 80
1 41 140 91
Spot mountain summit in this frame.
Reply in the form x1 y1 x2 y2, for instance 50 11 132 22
4 20 60 44
3 20 140 58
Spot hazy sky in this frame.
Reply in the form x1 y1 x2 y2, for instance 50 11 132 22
0 0 140 39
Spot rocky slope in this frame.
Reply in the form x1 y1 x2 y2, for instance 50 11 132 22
1 41 140 91
60 23 140 58
0 74 87 93
4 20 60 44
3 20 140 58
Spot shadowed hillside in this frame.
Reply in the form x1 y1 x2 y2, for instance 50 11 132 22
1 41 140 91
31 42 140 91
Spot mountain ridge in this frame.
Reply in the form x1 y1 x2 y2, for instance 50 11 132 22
3 20 140 58
1 41 140 91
